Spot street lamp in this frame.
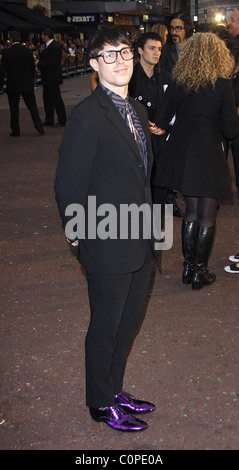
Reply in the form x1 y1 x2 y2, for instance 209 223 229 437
215 13 225 23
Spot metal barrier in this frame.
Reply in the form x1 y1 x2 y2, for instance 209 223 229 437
61 51 90 77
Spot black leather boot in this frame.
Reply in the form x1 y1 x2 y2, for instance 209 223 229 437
192 225 216 290
182 220 198 284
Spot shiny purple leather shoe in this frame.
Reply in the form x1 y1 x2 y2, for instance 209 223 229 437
89 405 148 432
115 391 155 414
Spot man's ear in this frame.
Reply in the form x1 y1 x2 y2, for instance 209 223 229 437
89 58 99 72
138 47 143 57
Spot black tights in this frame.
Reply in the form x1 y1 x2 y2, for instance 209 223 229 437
184 196 218 228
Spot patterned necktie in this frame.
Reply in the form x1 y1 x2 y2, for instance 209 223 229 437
125 102 146 173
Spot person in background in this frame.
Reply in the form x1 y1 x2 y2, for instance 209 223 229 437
152 23 168 47
159 11 193 217
229 6 239 41
224 35 239 275
89 69 99 92
154 32 239 290
0 30 44 137
227 15 239 200
55 28 156 433
160 10 193 75
128 32 171 227
36 28 66 127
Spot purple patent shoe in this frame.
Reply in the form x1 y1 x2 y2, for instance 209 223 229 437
115 391 155 414
89 405 147 432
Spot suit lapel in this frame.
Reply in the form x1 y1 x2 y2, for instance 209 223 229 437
130 96 153 179
95 85 139 156
94 86 153 179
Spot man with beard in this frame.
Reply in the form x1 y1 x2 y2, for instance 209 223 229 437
159 11 193 217
160 10 193 75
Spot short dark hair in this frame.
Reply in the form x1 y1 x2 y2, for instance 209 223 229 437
136 32 162 50
42 28 54 39
169 10 193 39
87 28 131 60
10 31 21 43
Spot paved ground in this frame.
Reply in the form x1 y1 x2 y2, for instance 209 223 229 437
1 74 239 456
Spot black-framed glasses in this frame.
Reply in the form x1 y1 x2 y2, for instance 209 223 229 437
169 25 185 32
93 47 134 64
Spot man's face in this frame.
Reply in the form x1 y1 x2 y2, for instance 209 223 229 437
138 39 162 66
229 10 239 37
90 42 133 96
169 18 186 45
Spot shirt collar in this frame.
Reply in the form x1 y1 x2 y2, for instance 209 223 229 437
138 62 157 79
100 83 130 108
46 39 54 48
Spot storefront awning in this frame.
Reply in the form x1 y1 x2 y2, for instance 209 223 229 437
0 1 72 32
0 8 40 32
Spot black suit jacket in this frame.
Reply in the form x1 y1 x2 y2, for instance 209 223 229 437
38 40 63 87
0 43 35 93
55 85 155 274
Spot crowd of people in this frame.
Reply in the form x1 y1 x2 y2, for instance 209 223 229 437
0 36 88 63
1 8 239 433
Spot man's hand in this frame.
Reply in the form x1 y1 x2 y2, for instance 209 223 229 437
66 238 79 247
148 121 166 136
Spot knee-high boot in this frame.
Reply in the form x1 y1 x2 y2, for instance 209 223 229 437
192 225 216 290
182 220 198 284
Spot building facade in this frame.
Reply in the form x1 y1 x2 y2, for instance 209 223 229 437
190 0 238 24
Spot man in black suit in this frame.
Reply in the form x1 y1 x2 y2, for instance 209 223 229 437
37 28 66 127
55 28 156 432
159 12 193 217
0 31 44 137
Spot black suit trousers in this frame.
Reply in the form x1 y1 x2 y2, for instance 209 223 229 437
8 91 43 134
85 246 153 408
43 85 66 125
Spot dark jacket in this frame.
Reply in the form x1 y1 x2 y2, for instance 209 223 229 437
154 78 239 199
55 85 154 274
159 42 179 75
0 43 35 93
129 62 171 122
129 62 172 181
38 40 63 87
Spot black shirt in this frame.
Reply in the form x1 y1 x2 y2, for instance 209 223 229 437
129 62 171 122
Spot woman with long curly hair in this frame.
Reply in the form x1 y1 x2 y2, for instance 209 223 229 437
154 32 239 290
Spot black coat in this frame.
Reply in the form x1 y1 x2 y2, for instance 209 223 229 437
154 78 239 199
55 85 154 274
38 40 63 87
0 43 35 93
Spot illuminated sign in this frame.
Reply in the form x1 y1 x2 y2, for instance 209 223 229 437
67 14 98 24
